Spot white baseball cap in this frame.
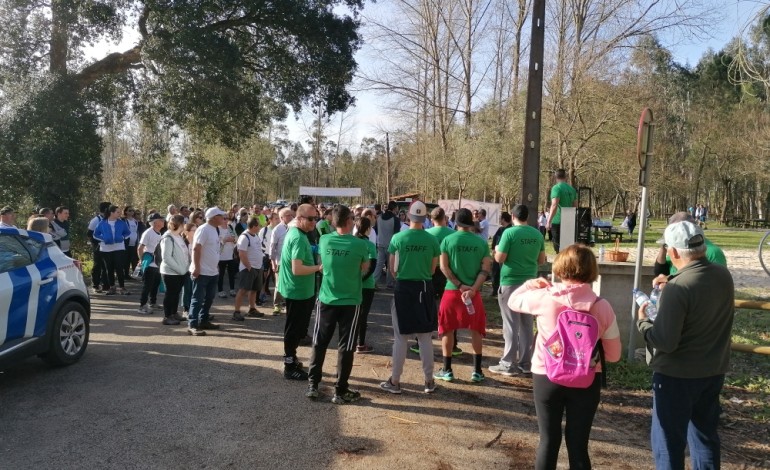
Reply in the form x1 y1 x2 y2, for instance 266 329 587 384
408 201 427 222
205 207 226 220
663 221 705 250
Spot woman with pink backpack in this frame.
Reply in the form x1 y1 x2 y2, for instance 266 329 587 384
508 244 622 470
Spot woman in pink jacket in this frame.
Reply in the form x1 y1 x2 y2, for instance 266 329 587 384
508 244 621 470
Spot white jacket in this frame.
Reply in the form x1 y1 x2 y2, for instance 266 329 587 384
159 233 191 275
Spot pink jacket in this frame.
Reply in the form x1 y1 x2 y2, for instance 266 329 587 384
508 280 622 375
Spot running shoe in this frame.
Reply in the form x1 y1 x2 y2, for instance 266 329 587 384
424 380 437 394
231 311 245 322
272 305 281 315
284 366 308 381
331 389 361 404
229 289 236 297
247 308 263 318
488 364 516 376
162 317 180 326
379 378 402 395
306 385 320 399
434 368 454 382
409 343 420 354
137 304 152 315
218 291 228 298
471 371 485 383
356 345 374 353
451 346 463 357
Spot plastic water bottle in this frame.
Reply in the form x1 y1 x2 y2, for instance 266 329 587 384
633 288 658 321
598 245 606 262
463 294 475 315
132 265 142 279
649 286 661 307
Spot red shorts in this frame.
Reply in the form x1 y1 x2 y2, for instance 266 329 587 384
438 290 486 337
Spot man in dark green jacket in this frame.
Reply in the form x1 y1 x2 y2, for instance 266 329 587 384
637 220 734 470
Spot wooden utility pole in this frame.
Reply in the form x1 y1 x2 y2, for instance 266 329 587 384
521 0 546 226
385 132 392 201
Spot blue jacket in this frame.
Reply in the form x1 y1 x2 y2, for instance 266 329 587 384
93 218 131 245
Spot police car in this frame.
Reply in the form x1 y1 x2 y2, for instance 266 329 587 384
0 227 90 370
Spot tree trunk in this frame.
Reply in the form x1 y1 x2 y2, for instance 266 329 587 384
50 0 69 74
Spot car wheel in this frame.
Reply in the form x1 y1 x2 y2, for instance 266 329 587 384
42 302 89 366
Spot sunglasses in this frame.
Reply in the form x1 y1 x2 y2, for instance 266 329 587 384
302 216 318 222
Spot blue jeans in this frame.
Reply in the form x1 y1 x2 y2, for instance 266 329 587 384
189 274 218 328
651 372 724 470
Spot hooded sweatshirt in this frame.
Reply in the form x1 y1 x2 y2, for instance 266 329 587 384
375 210 400 248
508 280 622 376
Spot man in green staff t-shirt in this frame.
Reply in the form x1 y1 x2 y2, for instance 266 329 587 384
490 204 546 377
378 201 441 395
306 205 369 404
278 204 322 381
545 168 577 253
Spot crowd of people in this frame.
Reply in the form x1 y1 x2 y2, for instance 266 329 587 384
0 167 737 470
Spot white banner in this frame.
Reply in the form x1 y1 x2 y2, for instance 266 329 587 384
437 199 502 239
299 186 362 197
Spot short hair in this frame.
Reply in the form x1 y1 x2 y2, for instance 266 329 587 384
247 217 260 229
355 215 371 238
191 210 204 221
299 195 314 205
290 203 298 212
554 169 567 179
98 201 111 213
278 207 293 218
500 211 512 224
362 208 376 219
387 201 397 211
55 206 69 215
676 244 707 259
104 204 119 218
332 205 352 228
552 244 598 284
431 207 445 222
479 209 486 217
38 207 52 216
512 204 528 221
27 217 49 233
168 214 185 231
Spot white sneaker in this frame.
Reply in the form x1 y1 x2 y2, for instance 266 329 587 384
379 378 402 395
137 305 152 315
229 289 236 297
218 291 228 298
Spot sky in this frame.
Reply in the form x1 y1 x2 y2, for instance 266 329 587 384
86 0 766 148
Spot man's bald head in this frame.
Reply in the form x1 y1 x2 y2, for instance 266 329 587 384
297 203 317 218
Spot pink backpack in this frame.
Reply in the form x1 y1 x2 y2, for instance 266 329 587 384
542 299 604 388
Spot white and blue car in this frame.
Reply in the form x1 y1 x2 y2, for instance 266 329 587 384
0 227 90 370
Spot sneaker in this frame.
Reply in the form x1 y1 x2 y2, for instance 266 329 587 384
434 368 454 382
218 291 227 298
231 311 245 322
150 303 161 310
92 287 103 294
137 305 152 315
409 343 420 354
173 313 186 322
118 288 131 295
187 327 206 336
471 371 485 383
199 321 220 330
182 310 189 320
247 308 264 318
229 289 236 297
379 378 402 395
331 389 361 404
452 346 463 357
284 367 309 381
306 385 320 399
272 305 281 315
104 288 117 296
424 380 437 394
162 316 181 326
356 344 374 353
518 367 532 378
488 364 516 377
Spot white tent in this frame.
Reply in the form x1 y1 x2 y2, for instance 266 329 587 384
298 186 361 197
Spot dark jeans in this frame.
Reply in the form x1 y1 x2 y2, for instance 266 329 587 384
91 248 106 288
551 223 562 253
102 250 126 289
262 260 274 294
161 274 185 318
283 296 315 365
124 241 138 277
218 259 237 292
651 373 724 470
182 274 193 311
491 261 501 294
140 266 161 306
308 303 358 394
189 274 218 328
356 288 375 346
533 373 602 470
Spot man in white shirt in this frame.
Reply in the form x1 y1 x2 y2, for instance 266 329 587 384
165 204 178 223
0 206 17 228
478 208 489 240
137 213 165 313
269 207 294 314
188 207 226 335
232 217 264 321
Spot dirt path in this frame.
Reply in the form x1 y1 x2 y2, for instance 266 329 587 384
1 270 768 469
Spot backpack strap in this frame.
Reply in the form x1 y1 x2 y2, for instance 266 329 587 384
590 295 607 389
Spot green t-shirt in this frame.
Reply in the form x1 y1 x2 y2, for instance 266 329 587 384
440 231 491 290
362 238 377 290
427 226 455 245
667 238 727 275
497 224 545 286
278 227 316 300
388 228 440 281
318 233 369 305
550 181 577 224
257 214 267 228
316 219 333 237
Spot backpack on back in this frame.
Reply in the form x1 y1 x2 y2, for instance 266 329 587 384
543 299 604 388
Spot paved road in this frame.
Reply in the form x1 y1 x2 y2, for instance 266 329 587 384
1 282 655 469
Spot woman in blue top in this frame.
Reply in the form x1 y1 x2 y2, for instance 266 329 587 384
93 205 131 295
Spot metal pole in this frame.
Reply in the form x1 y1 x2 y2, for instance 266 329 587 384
385 132 391 201
521 0 546 225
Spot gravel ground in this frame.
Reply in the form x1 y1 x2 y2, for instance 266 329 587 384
0 272 763 469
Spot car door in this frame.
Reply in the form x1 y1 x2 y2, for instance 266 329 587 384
0 234 56 348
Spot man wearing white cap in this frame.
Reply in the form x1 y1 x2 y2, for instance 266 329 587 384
637 221 734 469
187 207 225 335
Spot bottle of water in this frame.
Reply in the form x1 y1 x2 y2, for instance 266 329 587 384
598 245 605 262
649 286 661 306
633 288 658 321
463 294 475 315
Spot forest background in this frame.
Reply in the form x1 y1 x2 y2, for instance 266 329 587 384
2 0 770 227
